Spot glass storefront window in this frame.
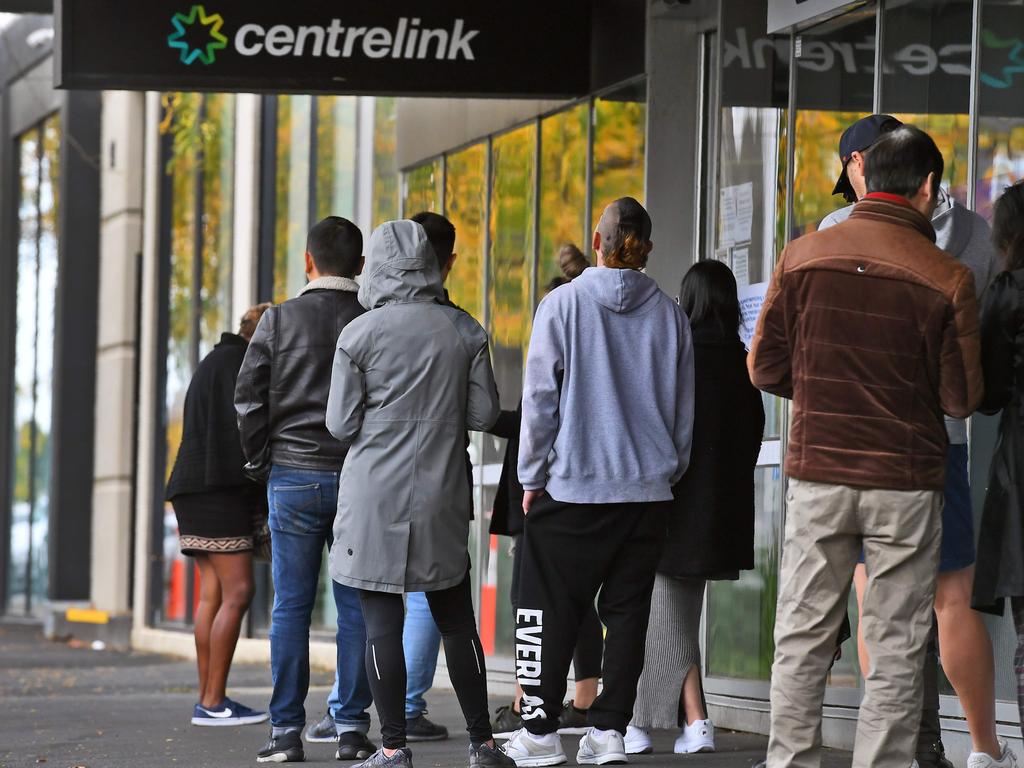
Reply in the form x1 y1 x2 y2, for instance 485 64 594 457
159 93 236 625
592 82 647 229
706 466 782 680
791 10 876 237
373 97 400 227
538 104 589 293
443 145 487 322
882 0 973 203
975 0 1024 222
8 113 60 616
315 96 358 223
486 125 537 659
273 95 312 303
403 159 444 221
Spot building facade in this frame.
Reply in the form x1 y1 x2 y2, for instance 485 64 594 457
1 0 1022 757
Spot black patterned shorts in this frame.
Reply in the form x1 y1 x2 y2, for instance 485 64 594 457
171 487 267 556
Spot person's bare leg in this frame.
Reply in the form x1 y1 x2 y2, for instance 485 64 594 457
193 554 220 704
200 551 254 709
513 681 523 712
934 566 1000 757
680 665 707 725
853 563 870 677
574 678 599 710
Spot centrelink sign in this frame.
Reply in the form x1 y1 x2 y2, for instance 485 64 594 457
55 0 592 97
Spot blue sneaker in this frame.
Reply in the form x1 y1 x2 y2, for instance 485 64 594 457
191 698 269 726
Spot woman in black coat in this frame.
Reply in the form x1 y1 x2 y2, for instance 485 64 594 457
166 303 271 727
972 180 1024 739
627 261 765 756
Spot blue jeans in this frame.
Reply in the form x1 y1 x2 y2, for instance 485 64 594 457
328 591 442 720
268 465 372 732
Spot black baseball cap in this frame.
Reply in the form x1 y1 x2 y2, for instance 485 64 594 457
596 197 652 252
832 114 904 199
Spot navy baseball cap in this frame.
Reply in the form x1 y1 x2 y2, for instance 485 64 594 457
832 114 904 199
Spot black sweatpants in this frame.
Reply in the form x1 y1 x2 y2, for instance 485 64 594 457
359 572 492 749
511 534 604 681
515 495 669 736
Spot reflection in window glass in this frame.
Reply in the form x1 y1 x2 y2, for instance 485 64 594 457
539 104 589 292
883 0 973 203
488 125 536 404
791 11 875 237
444 146 487 322
403 159 443 220
9 114 60 616
706 466 781 680
160 93 237 625
373 97 400 227
200 94 235 357
592 82 647 229
975 0 1024 221
316 96 358 222
274 95 312 303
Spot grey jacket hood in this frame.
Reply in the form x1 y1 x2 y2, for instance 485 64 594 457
358 220 444 310
574 265 661 314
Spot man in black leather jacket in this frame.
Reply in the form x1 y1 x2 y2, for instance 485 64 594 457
235 217 375 764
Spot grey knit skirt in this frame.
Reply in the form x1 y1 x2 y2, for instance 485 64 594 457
631 574 706 730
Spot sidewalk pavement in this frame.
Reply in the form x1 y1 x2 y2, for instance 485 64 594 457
1 621 853 768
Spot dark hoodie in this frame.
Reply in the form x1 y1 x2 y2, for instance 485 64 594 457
518 266 695 504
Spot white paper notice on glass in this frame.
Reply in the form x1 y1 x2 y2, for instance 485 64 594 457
732 246 750 288
719 181 754 247
739 280 769 351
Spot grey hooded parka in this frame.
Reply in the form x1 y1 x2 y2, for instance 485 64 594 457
327 220 500 594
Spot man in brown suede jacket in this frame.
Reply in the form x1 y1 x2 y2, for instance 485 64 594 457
750 126 983 768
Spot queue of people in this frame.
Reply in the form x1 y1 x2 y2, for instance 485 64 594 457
162 118 1024 768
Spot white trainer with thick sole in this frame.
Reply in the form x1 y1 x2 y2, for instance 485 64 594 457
674 719 715 754
623 726 652 755
501 728 567 767
577 728 628 765
967 740 1020 768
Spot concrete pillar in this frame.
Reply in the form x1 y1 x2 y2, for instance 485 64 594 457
233 93 261 319
643 0 717 294
90 90 144 614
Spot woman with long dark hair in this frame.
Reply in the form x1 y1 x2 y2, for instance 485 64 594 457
972 180 1024 742
626 260 764 755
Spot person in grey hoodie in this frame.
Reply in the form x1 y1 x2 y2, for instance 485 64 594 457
820 115 1008 768
325 220 512 768
501 198 695 768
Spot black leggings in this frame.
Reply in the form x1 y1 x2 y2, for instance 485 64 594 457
359 572 491 749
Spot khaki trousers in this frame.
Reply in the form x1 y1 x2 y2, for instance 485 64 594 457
767 479 942 768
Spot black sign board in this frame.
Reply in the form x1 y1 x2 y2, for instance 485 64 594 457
55 0 593 97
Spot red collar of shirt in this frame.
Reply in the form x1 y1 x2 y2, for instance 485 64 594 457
862 192 915 209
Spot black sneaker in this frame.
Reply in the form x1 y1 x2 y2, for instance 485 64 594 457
470 742 517 768
305 711 337 743
556 700 589 735
353 748 413 768
406 713 449 742
490 705 522 739
337 731 378 761
917 741 956 768
257 730 305 763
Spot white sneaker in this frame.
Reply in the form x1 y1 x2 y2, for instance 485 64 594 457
501 728 567 767
577 728 628 765
968 741 1020 768
623 726 652 755
674 719 715 754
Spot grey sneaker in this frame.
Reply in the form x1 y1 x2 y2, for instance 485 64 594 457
353 748 413 768
470 742 518 768
500 728 567 767
576 728 627 766
305 711 337 743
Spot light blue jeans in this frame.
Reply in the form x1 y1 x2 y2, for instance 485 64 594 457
328 591 442 721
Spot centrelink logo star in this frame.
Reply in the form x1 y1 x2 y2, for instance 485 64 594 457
981 30 1024 90
167 5 228 66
